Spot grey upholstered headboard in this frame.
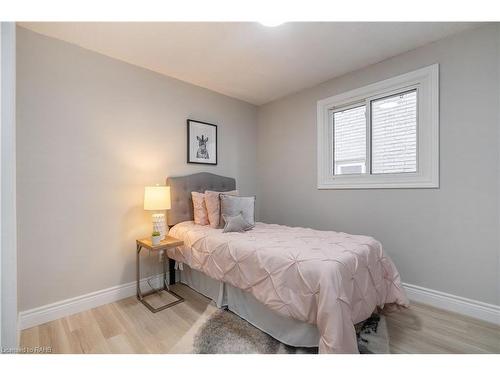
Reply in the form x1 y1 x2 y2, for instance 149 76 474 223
166 172 236 226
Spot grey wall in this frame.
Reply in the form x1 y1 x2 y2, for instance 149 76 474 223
16 24 500 311
257 25 500 305
17 27 258 310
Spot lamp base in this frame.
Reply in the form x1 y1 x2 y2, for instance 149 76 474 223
152 213 168 240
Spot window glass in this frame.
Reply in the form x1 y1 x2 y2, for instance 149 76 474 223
333 105 366 175
371 90 417 174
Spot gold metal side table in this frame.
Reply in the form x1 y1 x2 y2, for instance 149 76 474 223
136 236 184 313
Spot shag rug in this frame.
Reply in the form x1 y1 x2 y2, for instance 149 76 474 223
177 306 390 354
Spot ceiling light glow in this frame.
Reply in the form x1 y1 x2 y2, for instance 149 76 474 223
259 21 284 27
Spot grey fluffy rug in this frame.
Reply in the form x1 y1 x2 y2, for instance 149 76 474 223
192 308 390 354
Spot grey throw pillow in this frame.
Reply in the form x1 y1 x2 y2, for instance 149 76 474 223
220 195 255 226
222 213 254 233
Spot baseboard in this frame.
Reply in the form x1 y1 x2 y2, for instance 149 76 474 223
19 277 499 331
403 283 500 325
18 274 165 330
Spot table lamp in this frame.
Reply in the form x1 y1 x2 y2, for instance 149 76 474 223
144 185 171 240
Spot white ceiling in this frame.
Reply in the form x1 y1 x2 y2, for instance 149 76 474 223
19 22 479 105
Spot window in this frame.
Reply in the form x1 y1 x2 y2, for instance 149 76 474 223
317 65 439 189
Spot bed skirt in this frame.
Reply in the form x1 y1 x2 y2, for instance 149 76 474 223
177 264 320 348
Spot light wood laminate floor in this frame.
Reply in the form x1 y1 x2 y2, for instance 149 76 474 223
20 284 500 354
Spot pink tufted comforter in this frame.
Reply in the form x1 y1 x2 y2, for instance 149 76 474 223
168 221 408 353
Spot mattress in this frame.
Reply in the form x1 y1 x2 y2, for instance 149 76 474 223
168 221 408 353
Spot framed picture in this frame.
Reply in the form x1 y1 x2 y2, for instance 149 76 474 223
187 119 218 165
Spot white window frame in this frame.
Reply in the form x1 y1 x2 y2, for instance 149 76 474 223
317 64 439 189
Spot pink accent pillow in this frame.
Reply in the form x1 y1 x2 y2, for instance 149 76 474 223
204 190 238 228
191 192 209 225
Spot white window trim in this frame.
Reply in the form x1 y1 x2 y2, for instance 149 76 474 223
317 64 439 189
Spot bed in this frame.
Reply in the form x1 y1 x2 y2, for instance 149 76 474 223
165 172 408 354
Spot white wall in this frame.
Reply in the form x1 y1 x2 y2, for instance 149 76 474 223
1 22 18 349
16 27 258 311
497 24 500 307
1 19 3 349
257 25 500 305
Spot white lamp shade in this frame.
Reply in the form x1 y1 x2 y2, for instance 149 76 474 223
144 186 171 210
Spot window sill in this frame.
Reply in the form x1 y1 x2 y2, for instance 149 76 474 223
317 173 439 189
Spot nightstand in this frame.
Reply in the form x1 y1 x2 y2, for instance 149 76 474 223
136 236 184 313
